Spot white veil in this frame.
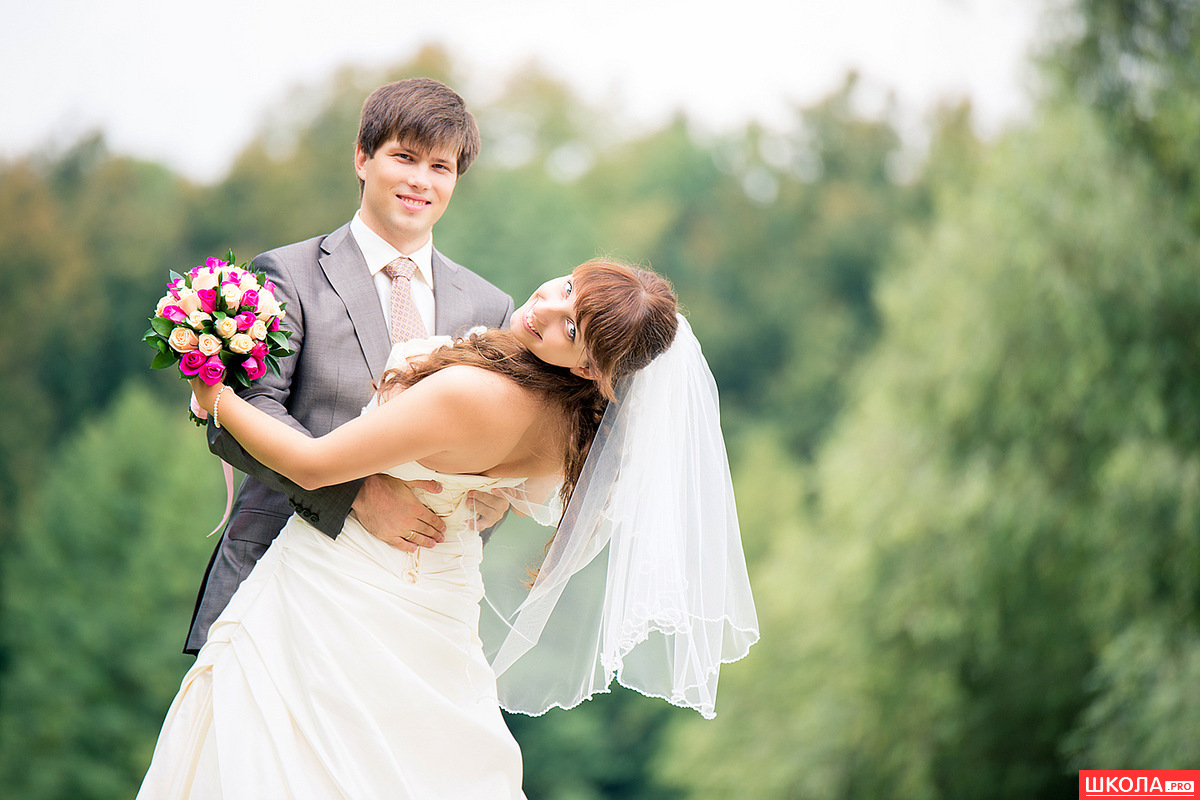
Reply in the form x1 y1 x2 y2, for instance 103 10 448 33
481 315 759 719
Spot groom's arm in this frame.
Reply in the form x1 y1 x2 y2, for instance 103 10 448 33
206 249 361 539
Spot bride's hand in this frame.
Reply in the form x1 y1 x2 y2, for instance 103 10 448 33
188 378 227 415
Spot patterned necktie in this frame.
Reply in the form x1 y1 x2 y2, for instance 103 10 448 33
383 256 428 343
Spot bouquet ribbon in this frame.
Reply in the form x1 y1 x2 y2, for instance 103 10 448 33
191 391 237 538
210 460 236 538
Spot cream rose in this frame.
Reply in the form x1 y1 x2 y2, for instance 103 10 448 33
249 319 269 340
255 293 281 319
156 294 175 316
177 288 201 315
168 327 199 353
228 333 255 354
198 333 223 356
214 317 239 338
187 311 212 330
239 272 261 292
221 284 244 309
191 268 221 292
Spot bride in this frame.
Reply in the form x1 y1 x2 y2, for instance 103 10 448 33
137 259 758 799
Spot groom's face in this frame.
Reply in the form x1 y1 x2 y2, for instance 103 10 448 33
355 137 458 254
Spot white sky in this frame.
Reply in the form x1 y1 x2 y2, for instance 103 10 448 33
0 0 1046 183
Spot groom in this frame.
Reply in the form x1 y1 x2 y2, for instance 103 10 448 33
185 78 514 655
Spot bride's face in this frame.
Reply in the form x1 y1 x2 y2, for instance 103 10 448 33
510 273 596 380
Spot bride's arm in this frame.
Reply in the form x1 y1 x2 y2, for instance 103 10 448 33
191 366 527 491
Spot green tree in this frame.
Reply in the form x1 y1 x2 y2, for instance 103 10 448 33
44 135 194 410
661 100 1200 798
0 161 91 534
1050 0 1200 221
0 386 226 799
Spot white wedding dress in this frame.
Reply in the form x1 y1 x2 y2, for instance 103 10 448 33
137 463 528 799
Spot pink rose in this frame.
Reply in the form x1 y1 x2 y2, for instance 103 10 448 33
270 316 281 332
250 342 269 361
197 288 218 314
168 327 199 353
162 305 187 324
239 289 259 310
168 278 184 299
179 350 208 376
235 311 257 330
200 355 226 386
205 257 230 270
242 355 267 381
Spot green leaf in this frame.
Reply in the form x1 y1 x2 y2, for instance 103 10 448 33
169 269 184 283
150 350 177 370
150 317 176 337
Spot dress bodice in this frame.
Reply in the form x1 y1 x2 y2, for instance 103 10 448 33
382 461 527 537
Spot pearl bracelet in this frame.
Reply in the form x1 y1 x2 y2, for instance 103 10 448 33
212 386 229 429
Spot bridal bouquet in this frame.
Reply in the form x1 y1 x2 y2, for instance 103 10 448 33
144 253 294 423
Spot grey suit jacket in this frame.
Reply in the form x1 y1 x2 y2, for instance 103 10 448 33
184 223 513 654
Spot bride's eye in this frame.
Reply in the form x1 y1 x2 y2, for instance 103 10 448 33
564 280 573 297
566 320 577 342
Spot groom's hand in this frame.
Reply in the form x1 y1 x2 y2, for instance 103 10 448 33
352 473 446 552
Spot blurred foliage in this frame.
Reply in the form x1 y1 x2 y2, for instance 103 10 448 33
2 0 1200 796
0 386 224 798
1047 0 1200 221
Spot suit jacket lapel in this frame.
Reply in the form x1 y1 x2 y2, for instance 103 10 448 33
432 249 470 337
319 224 391 377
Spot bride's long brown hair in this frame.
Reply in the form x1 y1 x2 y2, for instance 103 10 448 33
376 259 678 509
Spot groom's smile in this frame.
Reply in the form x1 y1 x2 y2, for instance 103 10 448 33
397 193 432 211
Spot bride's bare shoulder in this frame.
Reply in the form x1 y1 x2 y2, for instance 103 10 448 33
406 365 541 416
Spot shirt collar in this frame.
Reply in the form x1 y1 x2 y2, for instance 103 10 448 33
350 211 434 286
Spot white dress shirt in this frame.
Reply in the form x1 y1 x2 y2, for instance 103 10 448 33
349 211 436 336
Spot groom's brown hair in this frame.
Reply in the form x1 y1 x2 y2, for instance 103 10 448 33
356 78 481 188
